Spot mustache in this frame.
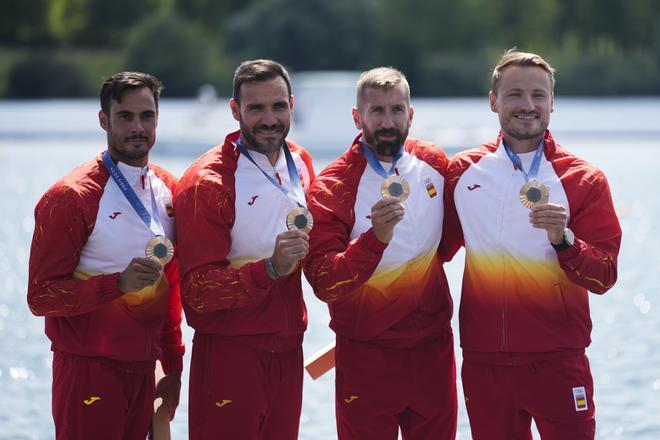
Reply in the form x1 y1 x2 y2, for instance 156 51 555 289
255 124 285 134
375 128 401 137
124 135 149 142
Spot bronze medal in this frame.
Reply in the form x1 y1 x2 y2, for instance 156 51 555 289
519 180 549 209
381 175 410 202
145 235 174 265
286 207 314 233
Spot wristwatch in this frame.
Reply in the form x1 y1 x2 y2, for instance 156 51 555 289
265 257 280 280
551 228 575 251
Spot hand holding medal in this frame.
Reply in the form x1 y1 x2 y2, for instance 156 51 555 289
118 257 163 293
529 203 569 244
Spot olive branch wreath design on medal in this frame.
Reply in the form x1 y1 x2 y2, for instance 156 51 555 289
502 140 549 209
102 151 174 266
236 137 313 233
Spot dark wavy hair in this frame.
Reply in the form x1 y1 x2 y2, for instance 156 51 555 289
99 71 163 115
232 59 292 103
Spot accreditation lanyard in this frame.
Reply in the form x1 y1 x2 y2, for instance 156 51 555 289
236 138 307 209
102 151 165 237
502 139 545 182
359 139 403 178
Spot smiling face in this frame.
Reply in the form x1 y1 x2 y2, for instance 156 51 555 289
99 87 158 167
489 65 554 153
353 84 414 160
230 76 293 164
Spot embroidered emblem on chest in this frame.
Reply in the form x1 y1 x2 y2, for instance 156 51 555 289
424 176 438 198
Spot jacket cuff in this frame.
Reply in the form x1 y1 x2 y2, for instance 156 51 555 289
361 228 389 253
556 239 581 262
101 273 124 300
249 259 275 290
160 354 183 374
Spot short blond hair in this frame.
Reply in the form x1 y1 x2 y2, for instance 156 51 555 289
491 48 555 94
356 67 410 107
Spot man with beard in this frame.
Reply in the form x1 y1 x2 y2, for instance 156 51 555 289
441 49 621 439
304 67 457 439
174 59 314 440
27 72 184 439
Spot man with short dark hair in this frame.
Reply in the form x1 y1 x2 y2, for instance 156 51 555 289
442 49 622 439
304 66 457 439
27 71 184 439
175 59 315 440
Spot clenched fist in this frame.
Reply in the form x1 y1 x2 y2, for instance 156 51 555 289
270 229 310 277
371 197 405 244
118 257 162 293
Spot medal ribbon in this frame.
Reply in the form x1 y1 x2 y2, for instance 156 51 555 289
502 139 545 182
359 138 403 178
102 151 164 237
236 137 307 208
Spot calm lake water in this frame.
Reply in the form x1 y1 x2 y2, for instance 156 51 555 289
0 97 658 439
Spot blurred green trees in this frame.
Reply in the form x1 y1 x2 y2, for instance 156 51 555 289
47 0 166 46
7 53 91 97
226 0 376 71
124 13 214 96
0 0 659 96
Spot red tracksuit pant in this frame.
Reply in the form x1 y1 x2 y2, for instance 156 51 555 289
462 350 596 440
335 330 457 440
52 350 155 440
188 333 303 440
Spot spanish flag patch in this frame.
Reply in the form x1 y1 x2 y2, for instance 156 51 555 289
424 176 437 199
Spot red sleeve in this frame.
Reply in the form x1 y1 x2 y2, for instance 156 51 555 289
438 155 468 262
158 255 185 373
174 158 275 314
27 183 124 317
153 168 185 374
303 150 387 303
555 168 621 294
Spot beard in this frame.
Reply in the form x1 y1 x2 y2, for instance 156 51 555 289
121 135 151 157
503 112 549 141
507 126 546 140
364 127 407 157
108 133 153 164
240 120 289 155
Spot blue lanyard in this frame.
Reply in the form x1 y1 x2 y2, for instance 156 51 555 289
236 138 307 208
102 151 164 237
502 140 545 182
359 139 403 178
